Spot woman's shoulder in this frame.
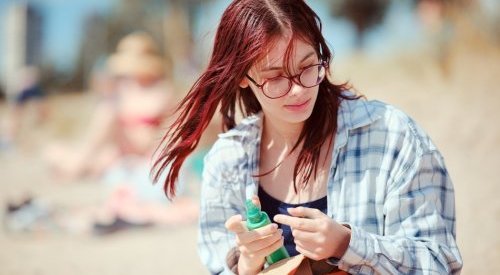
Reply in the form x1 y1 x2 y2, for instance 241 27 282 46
340 95 416 129
205 113 261 166
217 113 262 143
340 95 438 153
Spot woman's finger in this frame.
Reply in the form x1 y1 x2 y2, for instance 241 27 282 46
249 234 286 259
237 223 278 244
239 229 283 255
295 244 321 261
291 228 318 242
287 206 325 219
274 214 316 231
251 195 261 209
294 235 334 261
225 214 247 233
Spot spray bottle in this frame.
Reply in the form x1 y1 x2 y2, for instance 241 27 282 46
245 199 290 265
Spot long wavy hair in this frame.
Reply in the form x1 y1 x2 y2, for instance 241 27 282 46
152 0 356 198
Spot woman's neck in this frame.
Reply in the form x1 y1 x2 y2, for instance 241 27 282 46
262 115 303 149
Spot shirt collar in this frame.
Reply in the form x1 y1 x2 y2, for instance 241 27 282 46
334 96 382 152
220 95 382 153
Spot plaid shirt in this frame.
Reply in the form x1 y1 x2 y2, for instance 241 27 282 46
198 97 463 274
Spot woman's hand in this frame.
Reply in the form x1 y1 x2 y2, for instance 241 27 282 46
274 207 351 261
225 197 285 275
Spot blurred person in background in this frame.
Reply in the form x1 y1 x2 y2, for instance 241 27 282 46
0 66 48 151
43 31 173 181
5 32 198 235
152 0 463 274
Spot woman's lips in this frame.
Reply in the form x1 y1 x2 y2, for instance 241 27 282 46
284 99 311 112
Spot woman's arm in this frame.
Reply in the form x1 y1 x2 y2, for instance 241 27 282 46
338 150 463 274
198 138 247 274
275 151 462 274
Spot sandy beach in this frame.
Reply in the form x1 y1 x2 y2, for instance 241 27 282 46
1 23 499 275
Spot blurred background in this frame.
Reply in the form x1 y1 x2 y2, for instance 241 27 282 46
0 0 499 274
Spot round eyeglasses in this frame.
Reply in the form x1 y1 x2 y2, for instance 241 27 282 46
245 62 327 99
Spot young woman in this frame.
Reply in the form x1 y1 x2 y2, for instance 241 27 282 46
153 1 463 274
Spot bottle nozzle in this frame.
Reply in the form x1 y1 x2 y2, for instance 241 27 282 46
246 199 261 223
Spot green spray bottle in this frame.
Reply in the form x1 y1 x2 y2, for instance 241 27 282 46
245 199 290 265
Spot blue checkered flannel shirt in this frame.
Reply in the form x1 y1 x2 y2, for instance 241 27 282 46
198 96 463 274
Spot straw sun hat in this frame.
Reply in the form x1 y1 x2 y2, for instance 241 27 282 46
107 32 166 79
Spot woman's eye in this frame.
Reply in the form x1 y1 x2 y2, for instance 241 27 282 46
264 74 283 81
301 63 316 70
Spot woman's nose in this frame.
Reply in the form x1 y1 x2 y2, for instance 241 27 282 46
288 81 306 97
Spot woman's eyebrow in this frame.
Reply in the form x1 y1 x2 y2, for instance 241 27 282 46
298 52 316 64
260 51 316 73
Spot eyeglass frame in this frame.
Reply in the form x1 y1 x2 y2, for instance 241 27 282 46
245 61 328 99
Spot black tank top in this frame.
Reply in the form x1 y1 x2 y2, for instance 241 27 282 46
258 186 328 256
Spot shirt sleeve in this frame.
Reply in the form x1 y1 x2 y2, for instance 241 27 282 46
338 122 463 274
197 138 247 275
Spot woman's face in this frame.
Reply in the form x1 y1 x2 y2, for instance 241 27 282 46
242 36 320 127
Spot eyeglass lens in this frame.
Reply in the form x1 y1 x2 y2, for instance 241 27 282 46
263 64 325 98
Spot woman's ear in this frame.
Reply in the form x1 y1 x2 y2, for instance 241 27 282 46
239 78 249 89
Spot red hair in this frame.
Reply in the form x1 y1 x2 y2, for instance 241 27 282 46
152 0 356 198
